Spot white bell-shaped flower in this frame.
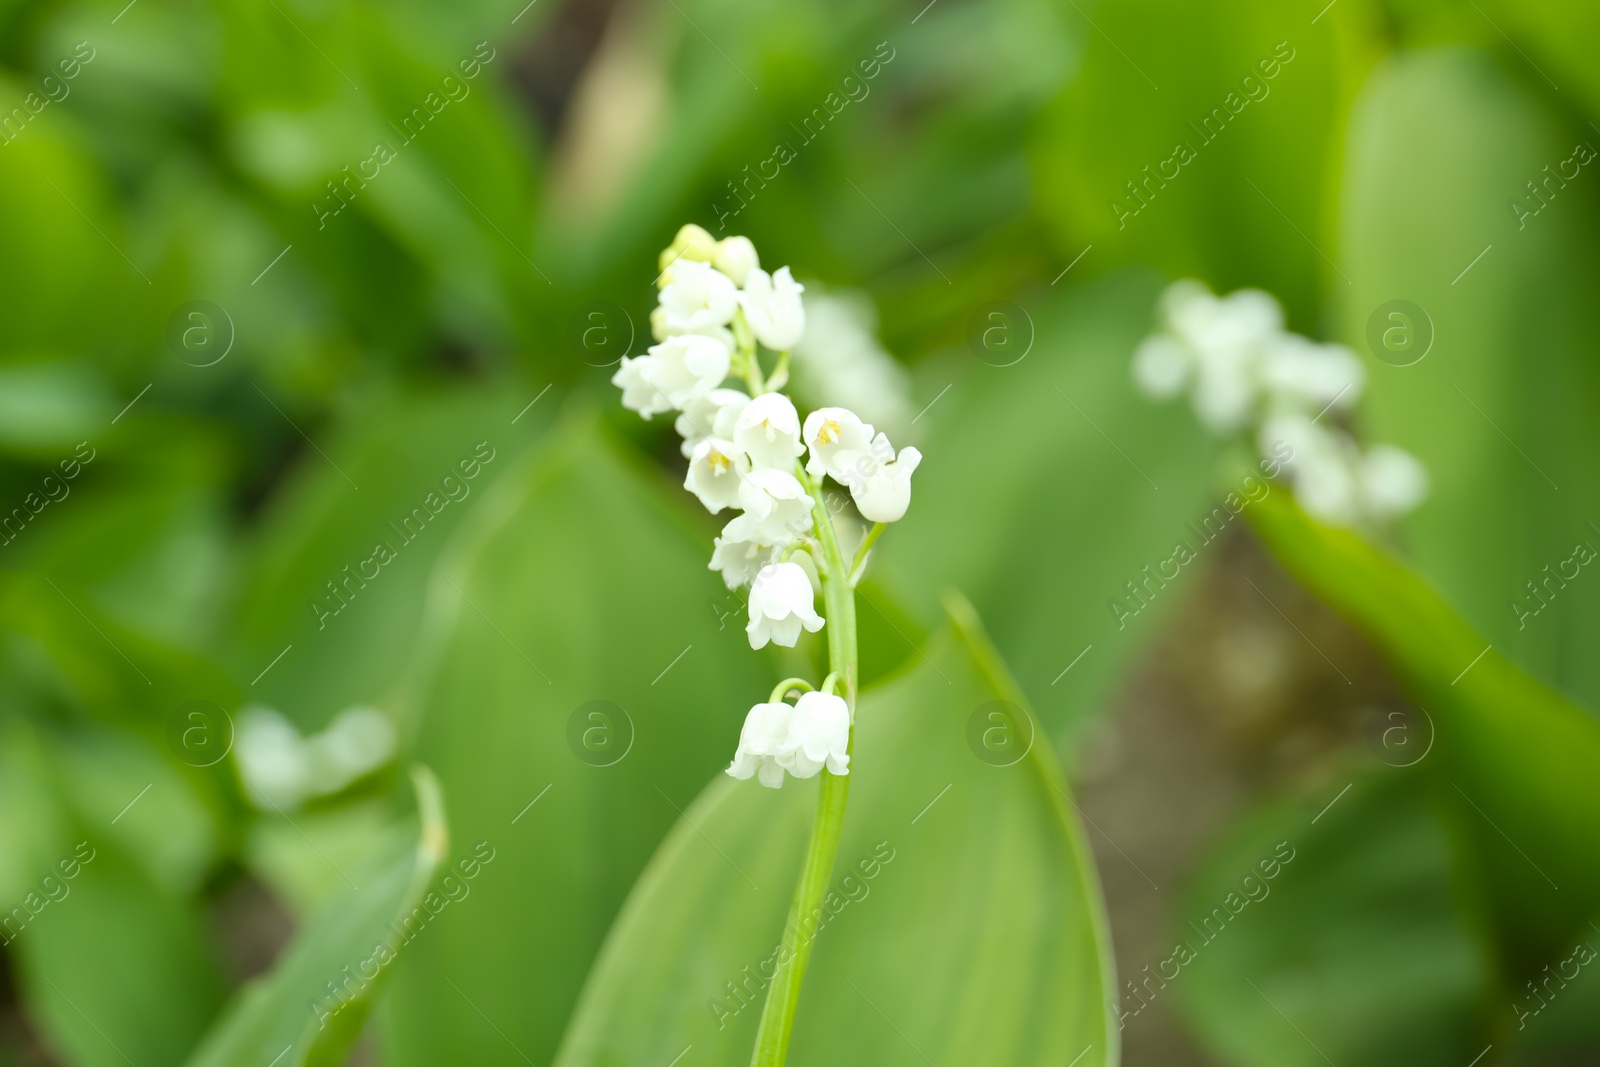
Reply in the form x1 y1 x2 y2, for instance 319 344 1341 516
642 334 731 410
709 535 774 590
305 706 396 796
235 706 310 810
846 439 922 523
783 691 850 778
1360 444 1428 520
724 469 814 545
1164 282 1285 434
714 236 760 287
738 266 806 350
659 259 739 334
1132 334 1193 400
726 701 794 788
684 438 746 514
725 691 850 789
612 355 671 418
675 388 750 457
1261 413 1360 525
745 561 824 649
802 406 876 482
734 392 806 471
1260 334 1365 413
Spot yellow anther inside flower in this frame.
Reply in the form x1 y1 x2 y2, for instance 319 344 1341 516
710 450 732 474
817 420 841 446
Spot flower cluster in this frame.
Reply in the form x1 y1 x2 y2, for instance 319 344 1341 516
727 690 851 788
1133 279 1427 526
611 225 923 787
233 704 396 811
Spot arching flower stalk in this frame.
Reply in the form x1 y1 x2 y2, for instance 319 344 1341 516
612 225 923 1066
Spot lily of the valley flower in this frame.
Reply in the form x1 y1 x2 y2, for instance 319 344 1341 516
1259 334 1365 414
725 469 814 545
1360 444 1429 520
738 266 806 351
745 561 824 649
713 235 760 287
845 442 923 523
735 392 806 471
1135 281 1284 434
801 408 923 524
660 223 718 271
1136 279 1428 526
647 334 732 411
726 700 793 788
611 355 673 418
784 691 851 777
709 534 774 589
684 438 746 513
726 691 850 788
1260 412 1429 526
659 259 739 335
676 387 751 457
802 407 876 482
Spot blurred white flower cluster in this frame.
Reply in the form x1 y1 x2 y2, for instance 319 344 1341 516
612 225 925 787
234 705 397 811
790 288 915 438
1133 279 1427 526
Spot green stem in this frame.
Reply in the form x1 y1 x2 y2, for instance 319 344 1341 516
768 677 815 703
846 523 886 587
749 488 858 1067
734 311 765 395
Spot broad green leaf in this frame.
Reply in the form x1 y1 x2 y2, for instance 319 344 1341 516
234 385 552 729
553 596 1116 1067
1337 47 1600 712
1173 771 1492 1067
1248 491 1600 972
183 765 448 1067
377 411 774 1066
1476 0 1600 118
14 843 225 1067
877 271 1222 736
1034 0 1368 324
